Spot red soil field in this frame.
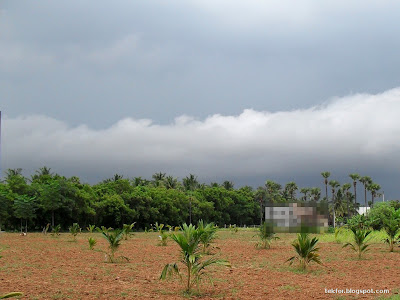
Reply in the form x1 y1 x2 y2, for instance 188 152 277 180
0 230 399 299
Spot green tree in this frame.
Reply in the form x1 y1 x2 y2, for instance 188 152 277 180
13 195 37 234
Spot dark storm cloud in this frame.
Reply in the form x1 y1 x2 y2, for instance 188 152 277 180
1 1 400 128
2 89 400 200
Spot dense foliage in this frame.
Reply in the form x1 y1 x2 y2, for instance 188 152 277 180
0 167 393 232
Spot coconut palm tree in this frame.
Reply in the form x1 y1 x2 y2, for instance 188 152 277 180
321 172 330 202
359 176 372 208
152 172 166 187
164 176 179 189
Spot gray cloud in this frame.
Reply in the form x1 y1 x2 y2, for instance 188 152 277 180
2 88 400 200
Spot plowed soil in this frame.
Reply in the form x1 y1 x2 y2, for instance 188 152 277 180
0 230 399 299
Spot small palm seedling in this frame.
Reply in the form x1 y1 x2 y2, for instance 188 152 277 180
96 226 113 233
197 220 218 254
154 222 169 246
100 228 129 263
383 209 400 252
51 224 61 237
88 237 97 250
287 233 322 270
229 224 239 233
86 224 96 233
255 221 279 249
122 222 136 240
69 223 81 241
0 292 23 299
343 228 372 259
160 223 231 294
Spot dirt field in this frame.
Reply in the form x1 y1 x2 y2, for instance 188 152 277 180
1 230 399 299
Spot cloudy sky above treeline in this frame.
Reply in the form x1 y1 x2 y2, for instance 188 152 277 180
1 1 400 200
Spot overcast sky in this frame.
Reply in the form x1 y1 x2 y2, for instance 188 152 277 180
1 1 400 201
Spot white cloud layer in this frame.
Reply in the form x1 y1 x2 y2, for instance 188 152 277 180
2 88 400 188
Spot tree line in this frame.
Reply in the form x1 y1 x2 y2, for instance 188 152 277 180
0 167 386 232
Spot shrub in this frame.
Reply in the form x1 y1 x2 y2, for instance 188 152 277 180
160 223 231 293
255 221 279 249
343 228 372 259
287 233 322 270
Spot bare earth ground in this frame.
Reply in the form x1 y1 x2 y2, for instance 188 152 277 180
0 230 399 300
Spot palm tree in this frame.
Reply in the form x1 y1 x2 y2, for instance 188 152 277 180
152 172 166 187
309 187 321 202
321 172 330 202
300 188 310 201
164 176 179 189
367 183 381 208
329 180 340 228
359 176 372 208
349 173 360 206
284 182 298 201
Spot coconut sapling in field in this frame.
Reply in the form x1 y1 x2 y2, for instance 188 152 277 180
197 220 218 254
255 221 279 249
69 223 81 241
382 208 400 252
122 222 136 240
287 233 322 271
51 224 61 237
100 228 128 263
160 223 231 294
86 224 95 233
154 222 169 246
343 227 372 259
88 237 97 250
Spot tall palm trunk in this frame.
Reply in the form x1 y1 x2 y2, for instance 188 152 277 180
325 181 328 202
